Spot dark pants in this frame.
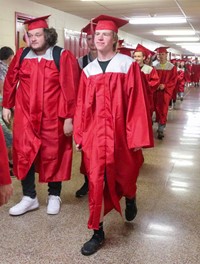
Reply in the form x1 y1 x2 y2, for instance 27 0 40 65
21 165 62 199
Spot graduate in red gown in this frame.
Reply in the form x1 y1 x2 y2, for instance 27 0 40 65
74 14 153 255
0 125 13 206
176 60 185 101
191 59 200 87
133 44 160 118
184 61 192 87
154 47 178 139
2 15 79 216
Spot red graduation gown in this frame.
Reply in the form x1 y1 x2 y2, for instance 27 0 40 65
141 64 160 115
2 47 79 182
191 64 200 83
154 62 177 124
0 125 11 185
184 64 191 83
74 53 153 229
177 69 185 93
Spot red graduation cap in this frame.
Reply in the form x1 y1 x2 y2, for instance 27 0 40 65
135 44 152 58
92 14 128 33
135 44 156 58
148 50 156 58
118 47 135 57
24 15 50 31
81 23 96 36
79 22 96 47
155 46 169 53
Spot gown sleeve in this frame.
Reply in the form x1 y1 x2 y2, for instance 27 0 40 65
57 50 80 119
126 62 154 149
2 48 24 109
73 71 87 146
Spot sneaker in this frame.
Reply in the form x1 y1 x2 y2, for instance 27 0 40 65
125 197 137 221
47 195 61 215
81 232 105 256
9 196 39 216
75 181 88 198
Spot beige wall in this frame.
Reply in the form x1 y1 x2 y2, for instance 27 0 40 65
0 0 180 55
0 0 88 51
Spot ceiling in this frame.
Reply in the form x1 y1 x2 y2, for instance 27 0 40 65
29 0 200 56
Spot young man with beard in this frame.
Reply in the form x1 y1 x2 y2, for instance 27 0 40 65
74 15 153 255
2 15 79 216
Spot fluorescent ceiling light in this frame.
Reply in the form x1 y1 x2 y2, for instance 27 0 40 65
129 17 187 25
166 37 199 41
153 30 195 36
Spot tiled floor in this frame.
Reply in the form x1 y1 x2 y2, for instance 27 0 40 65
1 86 200 264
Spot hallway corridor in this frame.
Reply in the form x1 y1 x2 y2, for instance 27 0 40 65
0 86 200 264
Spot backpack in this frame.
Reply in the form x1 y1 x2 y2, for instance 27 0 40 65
82 54 88 68
19 45 63 71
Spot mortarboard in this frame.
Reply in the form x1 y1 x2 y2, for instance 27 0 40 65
81 23 96 36
135 44 156 58
154 47 169 53
135 44 151 58
92 14 128 33
79 22 96 47
24 15 50 31
118 47 135 57
147 49 156 58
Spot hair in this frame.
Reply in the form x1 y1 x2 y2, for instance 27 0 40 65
43 27 58 47
0 46 14 60
113 32 118 51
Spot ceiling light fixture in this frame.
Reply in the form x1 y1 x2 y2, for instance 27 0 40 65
129 17 187 25
166 37 199 42
153 30 195 36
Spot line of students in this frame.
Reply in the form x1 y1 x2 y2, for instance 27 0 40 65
0 13 193 256
119 44 178 140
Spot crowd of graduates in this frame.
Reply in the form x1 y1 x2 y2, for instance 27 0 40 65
0 14 200 256
117 42 200 139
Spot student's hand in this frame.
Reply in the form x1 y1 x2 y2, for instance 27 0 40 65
2 108 12 124
75 144 82 152
63 118 73 136
159 84 165 90
0 184 13 206
133 147 141 152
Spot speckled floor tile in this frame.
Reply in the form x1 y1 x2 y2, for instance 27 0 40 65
1 87 200 264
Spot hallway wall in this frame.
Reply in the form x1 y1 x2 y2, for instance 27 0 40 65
0 0 180 55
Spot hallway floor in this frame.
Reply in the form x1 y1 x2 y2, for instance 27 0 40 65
1 86 200 264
